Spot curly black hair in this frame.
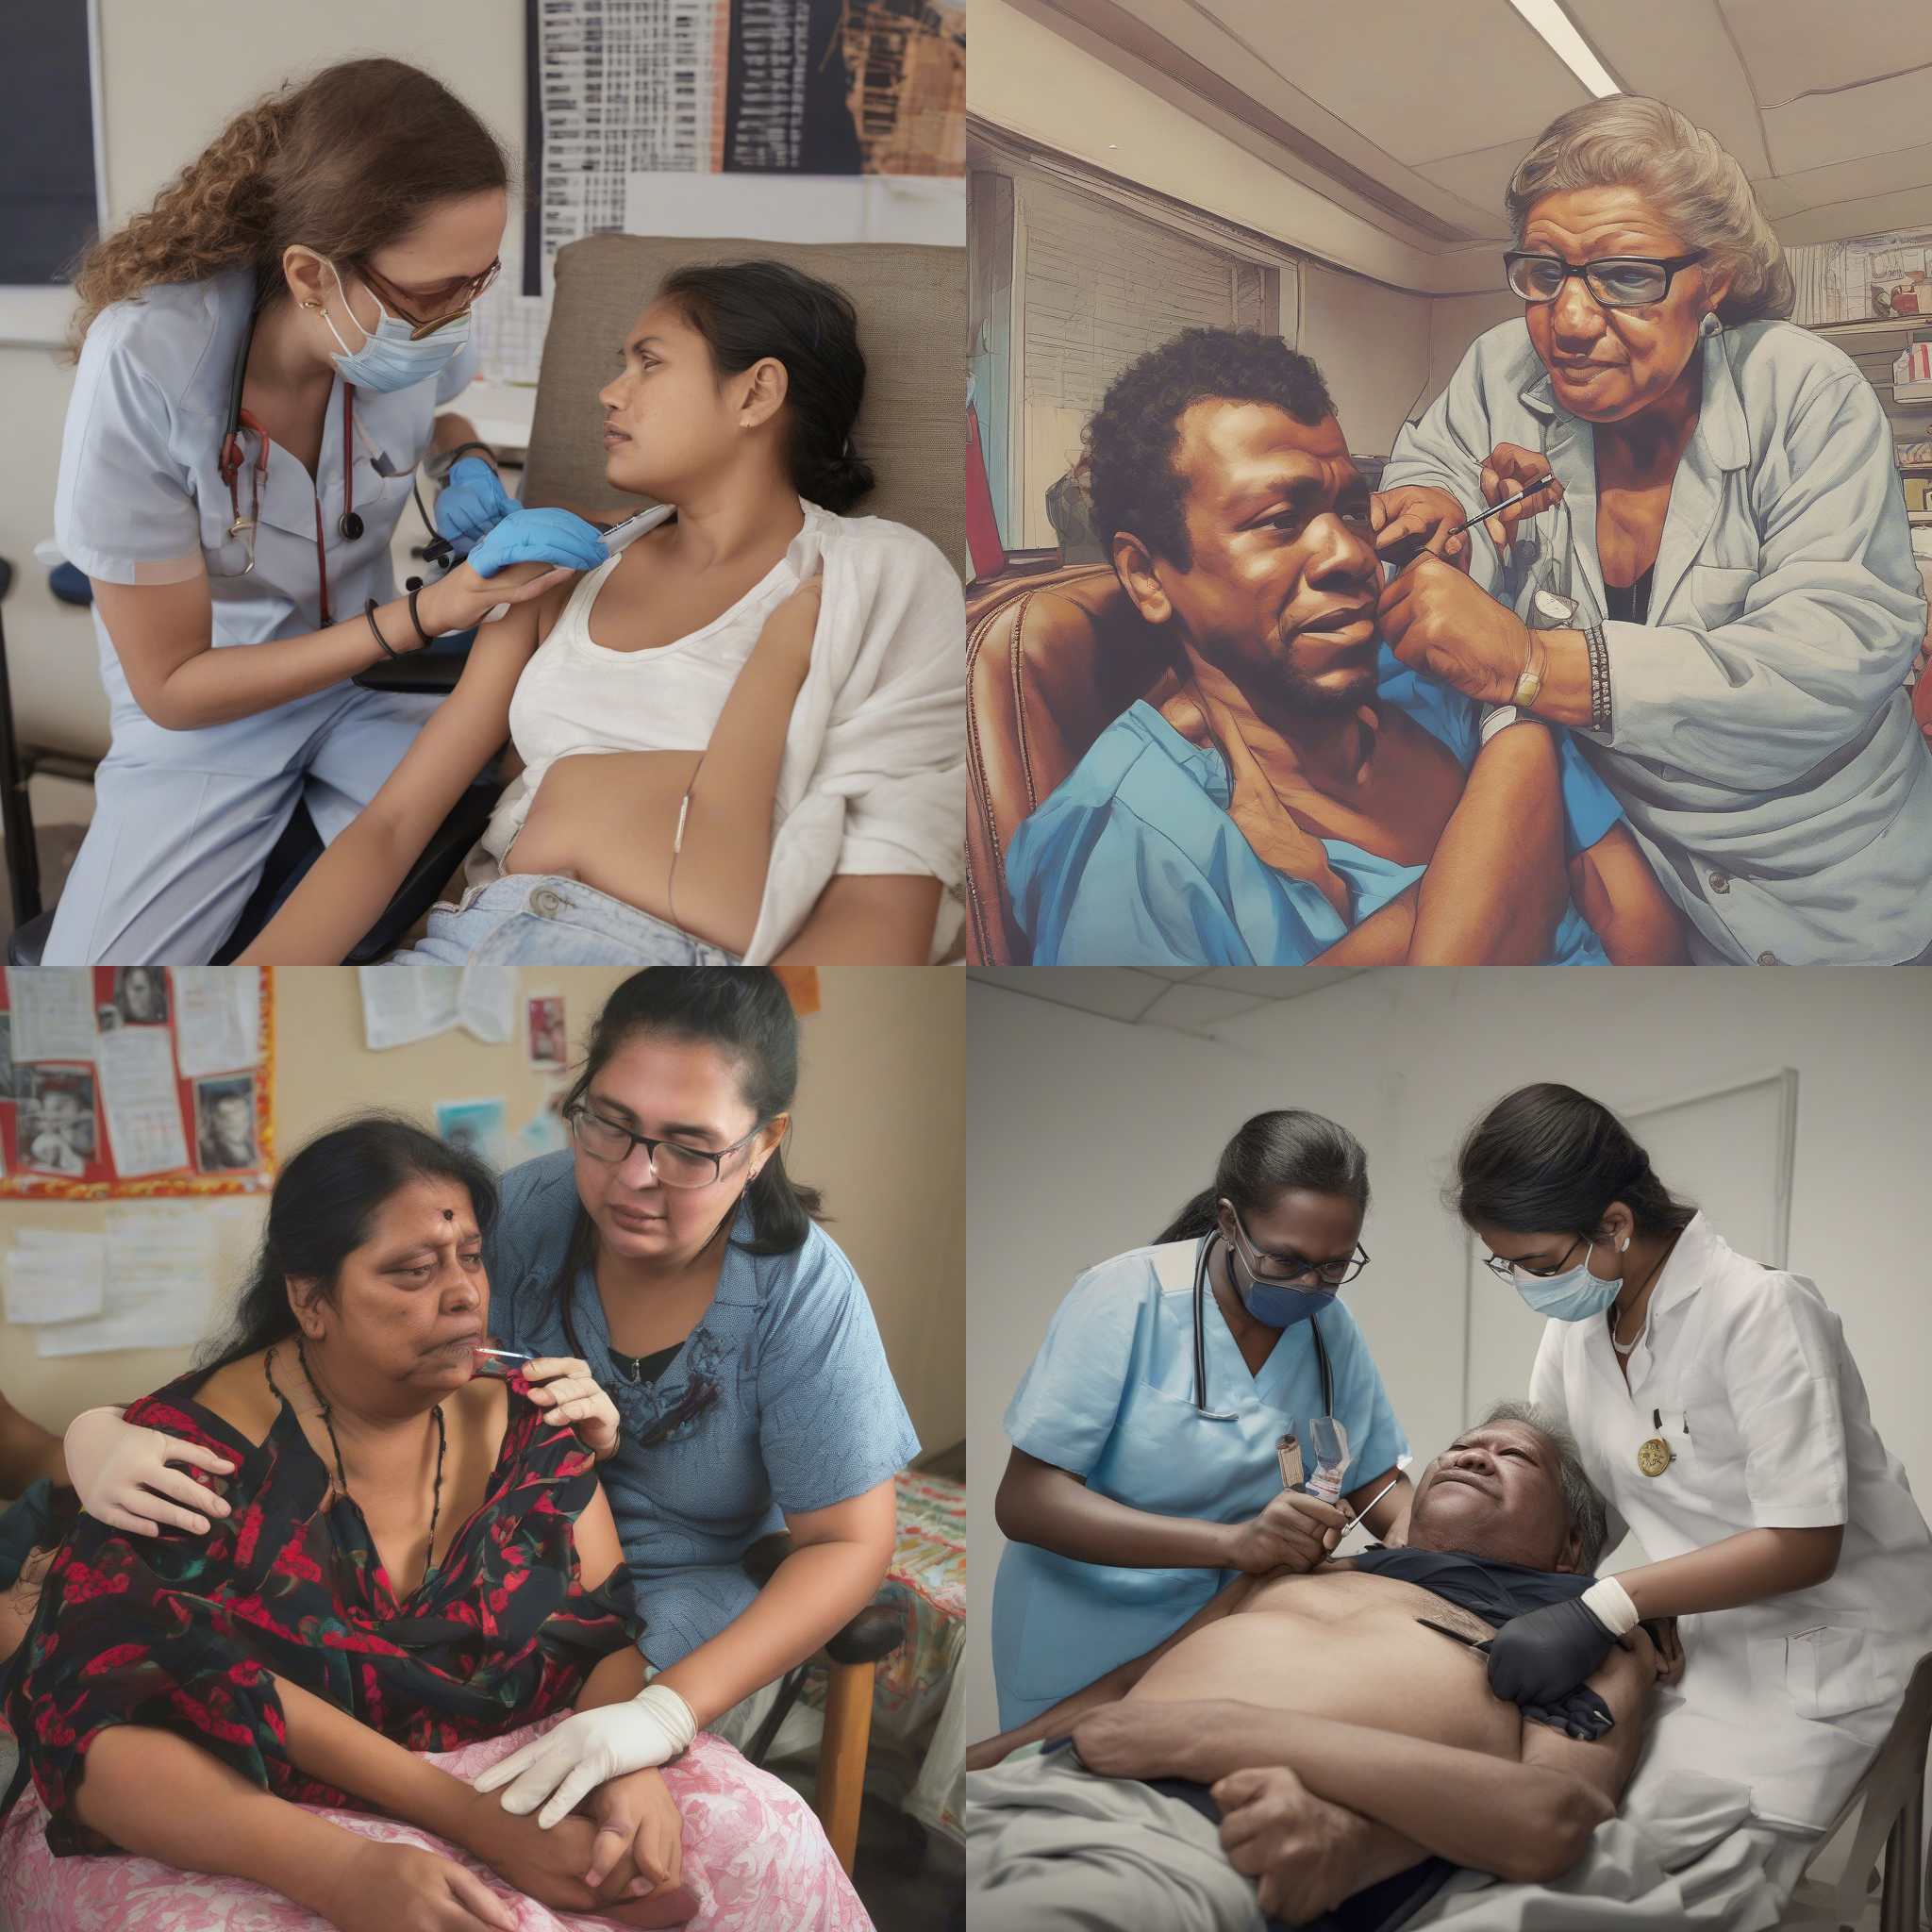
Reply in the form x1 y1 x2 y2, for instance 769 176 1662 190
1083 328 1337 569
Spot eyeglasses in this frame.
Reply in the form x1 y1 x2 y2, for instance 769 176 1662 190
565 1105 762 1188
1224 1205 1369 1287
1481 1234 1585 1281
352 257 501 339
1504 250 1706 309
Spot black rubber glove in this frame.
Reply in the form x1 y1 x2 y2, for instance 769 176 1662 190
1484 1596 1618 1705
1519 1684 1616 1741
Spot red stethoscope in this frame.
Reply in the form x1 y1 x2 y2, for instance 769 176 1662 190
217 308 367 625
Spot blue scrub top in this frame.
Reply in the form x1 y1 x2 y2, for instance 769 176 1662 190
1007 646 1624 966
484 1151 921 1667
991 1239 1410 1728
54 268 478 720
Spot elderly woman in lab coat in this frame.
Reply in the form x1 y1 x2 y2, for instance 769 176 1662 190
1453 1082 1932 1833
1373 95 1932 966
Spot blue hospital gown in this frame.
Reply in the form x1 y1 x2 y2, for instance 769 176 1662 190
1007 646 1624 965
486 1151 920 1667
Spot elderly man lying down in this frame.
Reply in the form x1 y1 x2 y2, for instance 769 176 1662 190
966 1403 1683 1932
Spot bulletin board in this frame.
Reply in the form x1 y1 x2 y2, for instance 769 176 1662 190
0 969 275 1199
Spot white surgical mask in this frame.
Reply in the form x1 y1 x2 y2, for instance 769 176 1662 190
317 260 471 393
1513 1240 1622 1323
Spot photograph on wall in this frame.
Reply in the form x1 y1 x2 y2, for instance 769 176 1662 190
21 1067 97 1177
525 995 569 1069
192 1074 259 1174
113 967 171 1026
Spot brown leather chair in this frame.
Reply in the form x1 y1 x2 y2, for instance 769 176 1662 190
965 559 1182 961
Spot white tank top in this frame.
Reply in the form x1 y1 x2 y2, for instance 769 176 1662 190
475 502 828 873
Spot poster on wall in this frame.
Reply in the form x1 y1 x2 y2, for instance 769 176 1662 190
512 0 964 325
0 968 273 1198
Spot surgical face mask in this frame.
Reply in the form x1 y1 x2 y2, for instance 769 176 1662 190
317 261 471 393
1511 1240 1621 1322
1222 1218 1338 1330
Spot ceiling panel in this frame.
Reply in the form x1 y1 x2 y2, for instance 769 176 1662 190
1139 983 1270 1033
1763 69 1932 175
1202 0 1590 171
1766 142 1932 219
1721 0 1932 108
964 968 1168 1021
1417 142 1532 239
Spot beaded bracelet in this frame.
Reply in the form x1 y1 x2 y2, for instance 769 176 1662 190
1584 623 1612 735
362 598 399 661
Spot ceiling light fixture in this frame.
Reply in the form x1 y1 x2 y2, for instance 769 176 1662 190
1507 0 1621 97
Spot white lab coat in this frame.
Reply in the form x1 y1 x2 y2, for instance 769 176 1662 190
1529 1212 1932 1828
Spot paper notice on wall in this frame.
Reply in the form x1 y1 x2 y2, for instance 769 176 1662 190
4 1230 106 1324
171 968 260 1078
95 1025 192 1176
458 966 516 1045
36 1205 219 1357
360 966 462 1050
6 969 97 1062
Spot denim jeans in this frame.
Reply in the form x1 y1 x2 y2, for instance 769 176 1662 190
388 875 740 966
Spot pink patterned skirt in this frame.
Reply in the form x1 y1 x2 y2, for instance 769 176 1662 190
0 1719 874 1931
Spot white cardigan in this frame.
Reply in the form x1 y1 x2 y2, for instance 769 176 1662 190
467 499 964 960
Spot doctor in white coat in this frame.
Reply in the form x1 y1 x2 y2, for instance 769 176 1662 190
47 57 605 964
1451 1081 1932 1830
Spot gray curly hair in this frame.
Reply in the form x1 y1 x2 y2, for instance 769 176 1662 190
1477 1399 1612 1572
1505 95 1793 325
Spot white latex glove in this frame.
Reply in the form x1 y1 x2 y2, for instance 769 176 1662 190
473 1684 696 1829
64 1405 235 1536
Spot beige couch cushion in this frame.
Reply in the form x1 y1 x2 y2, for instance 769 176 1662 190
520 234 964 574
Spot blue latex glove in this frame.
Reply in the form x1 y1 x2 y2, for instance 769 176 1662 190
465 507 608 580
1484 1596 1619 1707
434 456 518 547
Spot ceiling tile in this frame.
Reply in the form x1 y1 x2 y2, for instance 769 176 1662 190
1139 983 1270 1034
1755 142 1932 219
1721 0 1932 108
1189 967 1366 999
1415 143 1527 238
964 968 1169 1022
1134 967 1212 982
1196 0 1588 171
1763 70 1932 175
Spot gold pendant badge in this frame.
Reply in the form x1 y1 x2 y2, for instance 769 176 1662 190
1637 1436 1674 1477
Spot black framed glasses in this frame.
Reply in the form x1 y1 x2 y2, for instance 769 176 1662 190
355 257 501 338
1481 1234 1586 1281
1224 1205 1369 1287
1504 250 1706 309
565 1106 763 1188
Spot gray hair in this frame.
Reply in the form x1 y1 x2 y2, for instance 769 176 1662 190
1505 96 1793 325
1478 1399 1611 1572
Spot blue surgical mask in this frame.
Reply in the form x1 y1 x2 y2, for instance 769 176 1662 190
1513 1241 1621 1322
1220 1219 1338 1329
318 260 471 393
1241 1278 1337 1329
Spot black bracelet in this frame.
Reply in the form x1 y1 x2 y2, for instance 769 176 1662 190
407 583 437 649
363 597 399 661
446 441 495 470
1584 623 1612 736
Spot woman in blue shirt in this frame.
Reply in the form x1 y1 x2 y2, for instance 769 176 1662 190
990 1109 1411 1730
61 969 917 1824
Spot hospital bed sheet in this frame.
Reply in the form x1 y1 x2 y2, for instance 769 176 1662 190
1407 1755 1815 1931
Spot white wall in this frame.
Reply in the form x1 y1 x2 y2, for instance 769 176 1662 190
965 968 1932 1746
0 2 528 760
1298 262 1432 458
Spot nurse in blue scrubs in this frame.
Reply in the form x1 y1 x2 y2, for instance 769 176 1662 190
990 1109 1414 1729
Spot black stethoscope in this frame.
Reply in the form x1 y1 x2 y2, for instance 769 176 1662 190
217 304 389 624
1191 1229 1333 1420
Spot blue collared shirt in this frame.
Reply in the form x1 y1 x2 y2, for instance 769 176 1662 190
484 1151 921 1667
1007 646 1622 965
1379 316 1932 965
